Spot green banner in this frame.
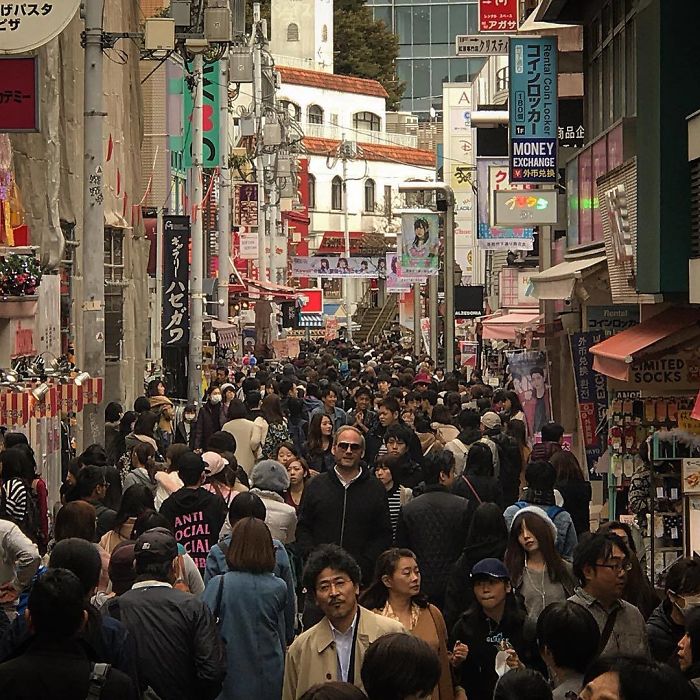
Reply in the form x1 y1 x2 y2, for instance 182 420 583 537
183 59 221 167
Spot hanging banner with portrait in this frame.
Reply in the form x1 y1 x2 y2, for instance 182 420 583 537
400 212 440 275
291 256 382 277
385 253 426 292
505 349 553 438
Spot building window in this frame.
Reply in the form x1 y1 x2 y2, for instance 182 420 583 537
331 176 343 211
308 174 316 209
287 23 299 42
104 227 125 359
280 100 301 122
322 24 328 42
307 104 324 125
353 111 381 132
384 185 393 220
364 179 376 212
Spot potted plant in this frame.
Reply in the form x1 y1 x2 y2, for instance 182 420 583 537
0 253 42 318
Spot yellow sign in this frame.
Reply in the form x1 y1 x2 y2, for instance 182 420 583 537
678 410 700 436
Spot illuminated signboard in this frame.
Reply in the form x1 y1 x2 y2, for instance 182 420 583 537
493 189 559 226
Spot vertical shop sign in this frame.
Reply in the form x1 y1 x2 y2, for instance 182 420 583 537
570 331 609 475
478 0 519 32
0 56 39 131
183 59 220 167
162 215 190 348
234 183 259 227
509 37 558 183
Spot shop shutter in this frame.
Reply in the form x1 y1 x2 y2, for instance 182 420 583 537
690 158 700 258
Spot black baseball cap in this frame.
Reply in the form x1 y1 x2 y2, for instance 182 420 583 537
134 527 178 563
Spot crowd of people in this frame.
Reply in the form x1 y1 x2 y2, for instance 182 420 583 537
0 340 697 700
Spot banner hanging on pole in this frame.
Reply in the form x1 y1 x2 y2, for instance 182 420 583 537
400 213 439 275
162 215 190 348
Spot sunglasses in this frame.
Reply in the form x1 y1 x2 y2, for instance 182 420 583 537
337 441 362 453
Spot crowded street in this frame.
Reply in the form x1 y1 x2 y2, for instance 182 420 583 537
2 0 700 698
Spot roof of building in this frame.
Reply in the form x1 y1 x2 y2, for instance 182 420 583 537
277 65 389 99
303 137 436 168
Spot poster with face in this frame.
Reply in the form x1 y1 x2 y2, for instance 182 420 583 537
505 349 552 437
385 253 426 292
291 256 382 277
400 213 439 275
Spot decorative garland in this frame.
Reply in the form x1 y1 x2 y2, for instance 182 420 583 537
0 254 42 296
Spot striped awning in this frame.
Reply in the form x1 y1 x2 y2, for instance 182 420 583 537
298 313 324 328
212 320 238 348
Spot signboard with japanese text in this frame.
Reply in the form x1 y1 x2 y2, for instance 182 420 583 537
238 231 258 260
477 159 535 250
385 253 425 292
558 98 585 149
0 56 38 130
570 331 609 475
234 184 258 227
292 256 382 278
162 215 190 348
494 190 558 226
586 305 639 336
509 37 558 183
0 0 80 53
183 59 220 167
456 35 509 56
478 0 518 32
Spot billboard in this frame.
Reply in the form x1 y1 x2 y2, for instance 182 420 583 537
0 57 39 131
478 0 518 32
183 59 221 167
509 37 558 183
291 256 383 277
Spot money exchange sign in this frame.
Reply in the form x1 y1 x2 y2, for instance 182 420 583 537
509 37 558 183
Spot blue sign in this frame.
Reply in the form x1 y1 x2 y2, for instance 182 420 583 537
509 37 558 183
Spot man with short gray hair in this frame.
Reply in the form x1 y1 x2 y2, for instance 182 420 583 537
296 426 391 586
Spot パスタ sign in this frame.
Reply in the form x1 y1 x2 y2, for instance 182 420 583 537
0 0 82 54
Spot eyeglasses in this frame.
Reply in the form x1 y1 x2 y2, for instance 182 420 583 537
595 561 632 573
337 442 362 453
317 577 352 593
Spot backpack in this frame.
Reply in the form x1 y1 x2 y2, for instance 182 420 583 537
513 500 564 520
262 421 291 459
445 438 469 474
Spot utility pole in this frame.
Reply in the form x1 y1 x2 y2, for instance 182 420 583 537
252 2 267 282
444 190 456 371
428 272 438 362
218 55 231 322
413 282 421 356
341 137 352 342
82 0 106 445
187 55 204 402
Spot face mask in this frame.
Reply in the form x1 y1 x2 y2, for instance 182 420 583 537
210 395 222 405
184 414 195 422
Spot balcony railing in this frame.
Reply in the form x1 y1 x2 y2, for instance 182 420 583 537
303 123 418 148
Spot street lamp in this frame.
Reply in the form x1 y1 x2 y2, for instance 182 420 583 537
398 182 456 372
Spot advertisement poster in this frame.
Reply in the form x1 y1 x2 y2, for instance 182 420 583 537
400 213 439 275
291 256 382 277
479 0 519 32
162 215 190 348
506 349 552 437
569 332 609 475
509 37 558 183
385 253 426 292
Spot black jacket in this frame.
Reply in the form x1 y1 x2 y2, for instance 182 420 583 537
160 487 227 575
443 536 508 632
452 473 502 509
396 485 470 605
648 601 685 664
450 599 530 700
0 638 137 700
194 403 223 451
105 585 225 700
487 431 522 508
556 479 592 536
174 421 196 449
85 499 117 541
392 452 424 491
303 443 335 474
296 466 392 585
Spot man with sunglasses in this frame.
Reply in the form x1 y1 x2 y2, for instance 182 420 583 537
296 426 392 587
569 532 650 657
647 556 700 663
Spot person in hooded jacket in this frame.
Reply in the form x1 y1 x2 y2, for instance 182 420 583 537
677 606 700 695
159 451 227 576
443 503 509 634
249 459 297 544
647 557 700 664
194 387 224 451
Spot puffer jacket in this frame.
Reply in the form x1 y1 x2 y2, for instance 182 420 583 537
647 601 684 664
396 485 470 604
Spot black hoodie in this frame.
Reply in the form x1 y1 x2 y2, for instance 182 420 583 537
160 487 227 574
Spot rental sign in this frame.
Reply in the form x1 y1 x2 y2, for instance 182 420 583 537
509 36 558 184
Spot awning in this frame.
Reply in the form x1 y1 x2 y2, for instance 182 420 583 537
589 308 700 380
316 231 364 255
241 277 302 301
211 320 238 348
298 313 324 328
480 310 542 341
528 252 608 301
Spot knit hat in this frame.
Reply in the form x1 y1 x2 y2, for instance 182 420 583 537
510 505 558 541
413 373 432 386
220 383 235 395
250 459 290 493
202 451 229 477
480 411 502 430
